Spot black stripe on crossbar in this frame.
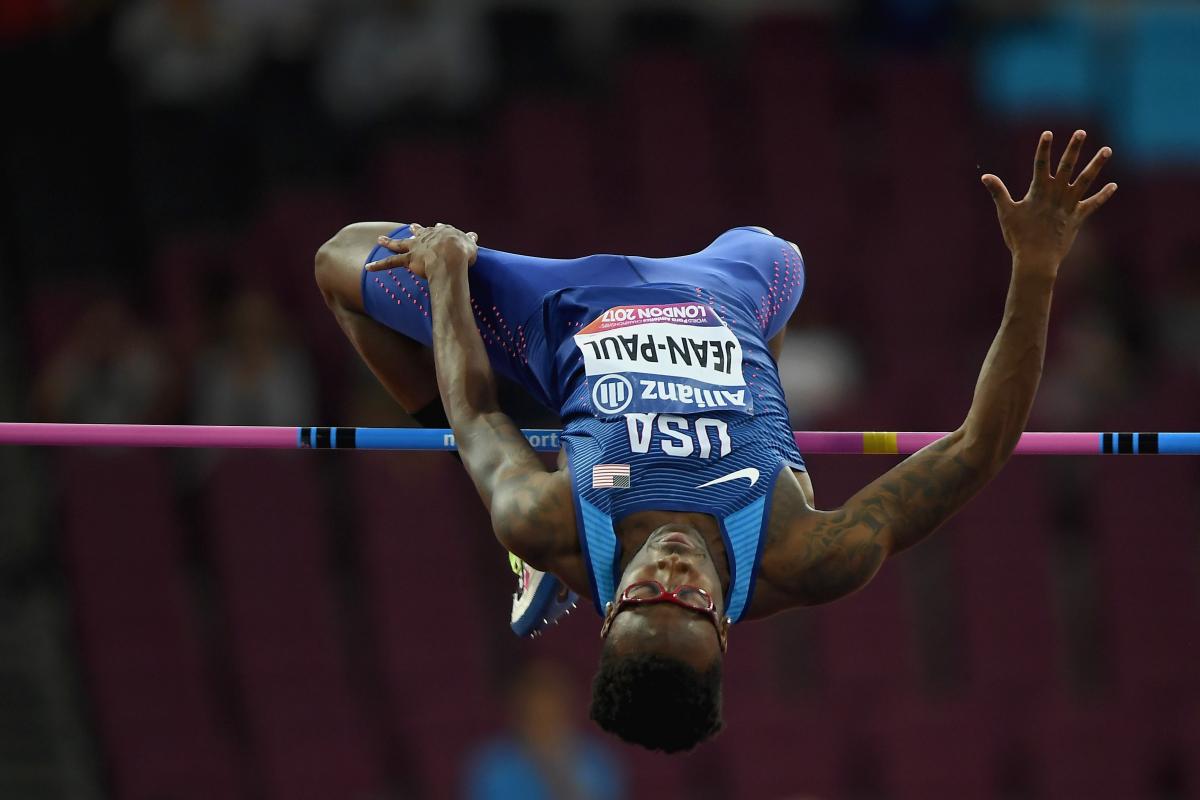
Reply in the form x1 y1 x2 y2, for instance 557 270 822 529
300 427 312 448
1117 432 1133 454
1140 432 1158 454
315 427 331 448
336 427 357 449
1102 432 1113 454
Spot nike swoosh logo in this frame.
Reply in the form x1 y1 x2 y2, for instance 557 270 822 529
696 467 760 489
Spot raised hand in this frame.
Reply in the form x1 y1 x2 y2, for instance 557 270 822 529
366 222 479 278
981 130 1117 274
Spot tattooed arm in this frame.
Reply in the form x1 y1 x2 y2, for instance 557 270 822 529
367 224 576 567
764 130 1118 606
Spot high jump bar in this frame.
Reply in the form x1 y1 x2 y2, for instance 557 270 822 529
0 423 1197 455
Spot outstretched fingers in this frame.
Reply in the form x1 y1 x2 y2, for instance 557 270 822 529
1056 130 1088 186
981 173 1015 209
1029 130 1053 194
1071 145 1113 197
1077 182 1118 219
364 235 412 271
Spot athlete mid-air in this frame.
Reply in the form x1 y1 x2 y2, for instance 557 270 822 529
315 131 1116 752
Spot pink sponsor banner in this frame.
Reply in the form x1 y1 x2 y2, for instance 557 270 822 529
577 302 722 335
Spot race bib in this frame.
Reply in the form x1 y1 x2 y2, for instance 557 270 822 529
573 303 752 418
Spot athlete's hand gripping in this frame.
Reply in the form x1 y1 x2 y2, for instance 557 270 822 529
366 222 479 278
981 130 1117 274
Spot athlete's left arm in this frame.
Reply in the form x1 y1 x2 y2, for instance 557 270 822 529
368 224 576 568
765 130 1117 607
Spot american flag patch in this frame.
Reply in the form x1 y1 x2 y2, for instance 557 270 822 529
592 464 631 489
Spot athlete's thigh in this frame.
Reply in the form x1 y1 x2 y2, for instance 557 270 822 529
316 221 402 315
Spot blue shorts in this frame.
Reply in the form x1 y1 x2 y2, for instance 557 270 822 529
361 225 805 408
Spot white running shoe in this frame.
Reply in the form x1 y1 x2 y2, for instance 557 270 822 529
509 552 578 637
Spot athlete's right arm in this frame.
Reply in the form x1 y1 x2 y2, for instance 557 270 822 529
764 130 1117 606
370 225 577 567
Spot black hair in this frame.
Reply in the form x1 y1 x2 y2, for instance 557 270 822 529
589 646 723 753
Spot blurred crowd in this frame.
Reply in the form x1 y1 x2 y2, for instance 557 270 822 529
1 1 1199 799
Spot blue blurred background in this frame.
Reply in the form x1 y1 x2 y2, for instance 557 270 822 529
1 0 1198 798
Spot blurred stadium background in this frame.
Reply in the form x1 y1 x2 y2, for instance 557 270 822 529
1 0 1199 798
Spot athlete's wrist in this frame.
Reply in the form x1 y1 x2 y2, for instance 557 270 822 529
1010 254 1060 282
424 250 470 283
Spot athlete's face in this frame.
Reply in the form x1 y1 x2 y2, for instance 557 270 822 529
603 523 730 668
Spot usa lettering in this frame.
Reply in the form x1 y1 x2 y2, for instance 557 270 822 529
625 413 732 459
583 334 735 374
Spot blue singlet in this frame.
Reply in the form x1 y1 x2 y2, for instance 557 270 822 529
362 226 807 622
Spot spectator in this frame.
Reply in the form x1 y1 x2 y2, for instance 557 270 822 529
464 660 625 800
113 0 256 107
113 0 261 229
1034 303 1136 430
231 0 323 61
775 317 865 429
192 289 317 426
314 0 488 125
33 296 173 424
1034 230 1144 430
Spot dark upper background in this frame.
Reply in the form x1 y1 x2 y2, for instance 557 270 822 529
0 1 1198 798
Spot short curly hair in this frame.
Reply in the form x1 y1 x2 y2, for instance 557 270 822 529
589 646 723 753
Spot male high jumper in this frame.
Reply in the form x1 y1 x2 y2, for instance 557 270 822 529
315 132 1116 752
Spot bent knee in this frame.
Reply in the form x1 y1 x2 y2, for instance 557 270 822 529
314 224 355 301
315 221 400 313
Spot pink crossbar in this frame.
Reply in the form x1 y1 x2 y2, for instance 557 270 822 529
0 423 297 449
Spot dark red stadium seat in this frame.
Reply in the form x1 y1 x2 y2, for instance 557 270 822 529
799 456 918 700
1091 459 1200 697
370 139 486 235
1143 369 1200 431
1187 702 1200 799
1129 173 1200 294
620 746 686 798
350 452 500 796
858 56 990 353
495 95 605 254
58 450 246 800
23 284 107 367
950 461 1059 698
611 50 726 253
152 231 233 362
740 16 850 288
1029 699 1161 798
723 697 841 798
206 451 384 800
230 187 354 402
870 695 998 799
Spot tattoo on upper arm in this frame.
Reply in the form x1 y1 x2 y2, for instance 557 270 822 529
788 437 983 603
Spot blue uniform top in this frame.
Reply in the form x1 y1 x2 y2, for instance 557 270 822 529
362 226 807 622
